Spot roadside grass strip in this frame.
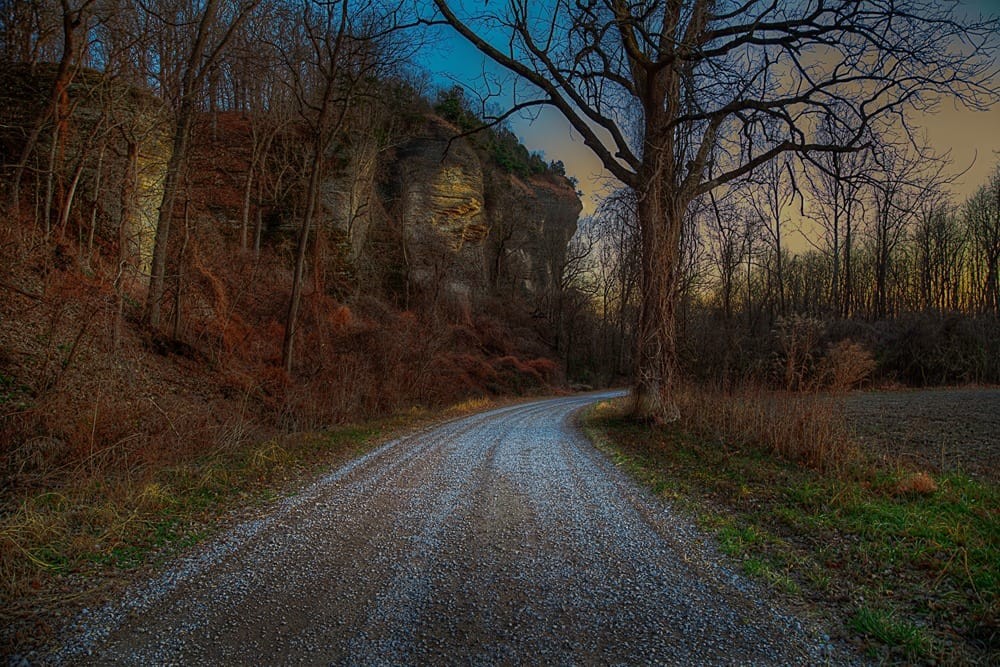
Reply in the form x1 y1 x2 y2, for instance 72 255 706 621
585 398 999 664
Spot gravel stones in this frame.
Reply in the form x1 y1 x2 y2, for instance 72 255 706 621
44 392 844 665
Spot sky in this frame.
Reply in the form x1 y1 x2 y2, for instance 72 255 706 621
418 1 1000 216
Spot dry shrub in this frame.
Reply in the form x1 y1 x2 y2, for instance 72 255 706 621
525 357 560 384
892 471 938 496
474 314 514 355
327 304 354 330
773 315 824 391
249 439 291 471
820 339 876 391
490 356 545 394
675 381 858 472
427 354 496 401
447 396 494 415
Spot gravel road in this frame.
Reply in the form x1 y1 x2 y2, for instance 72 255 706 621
46 392 838 665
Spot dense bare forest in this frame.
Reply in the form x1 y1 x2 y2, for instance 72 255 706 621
0 0 588 432
563 158 1000 389
1 0 997 459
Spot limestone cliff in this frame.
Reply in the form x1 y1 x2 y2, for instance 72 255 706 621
381 115 581 301
323 117 382 260
484 170 582 296
0 67 581 309
0 65 170 272
120 108 581 305
394 120 488 247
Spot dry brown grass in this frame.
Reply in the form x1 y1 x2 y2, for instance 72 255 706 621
820 340 877 392
891 471 938 496
672 381 859 472
772 316 877 393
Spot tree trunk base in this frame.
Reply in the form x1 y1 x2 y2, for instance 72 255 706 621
630 384 680 424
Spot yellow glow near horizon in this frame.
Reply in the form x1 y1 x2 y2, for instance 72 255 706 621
513 92 999 220
506 1 999 220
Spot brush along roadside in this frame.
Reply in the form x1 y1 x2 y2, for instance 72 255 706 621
583 390 997 665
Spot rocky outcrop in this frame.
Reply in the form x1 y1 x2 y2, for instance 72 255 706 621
383 116 581 301
384 117 489 297
485 171 582 296
323 122 381 260
0 65 170 272
170 110 580 304
392 118 488 246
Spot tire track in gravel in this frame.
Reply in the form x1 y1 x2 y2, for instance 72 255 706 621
46 392 845 665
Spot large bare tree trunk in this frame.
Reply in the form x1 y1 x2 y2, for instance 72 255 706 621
632 178 684 423
282 143 324 374
145 0 257 329
113 139 139 351
10 0 90 209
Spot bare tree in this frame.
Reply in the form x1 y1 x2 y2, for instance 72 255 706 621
744 153 796 318
145 0 261 329
965 162 1000 315
221 2 291 252
592 189 641 379
704 190 745 324
8 0 96 216
802 113 875 319
913 199 964 312
431 0 998 421
0 0 61 64
866 145 952 318
277 0 410 373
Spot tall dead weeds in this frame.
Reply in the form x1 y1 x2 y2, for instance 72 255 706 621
674 381 859 472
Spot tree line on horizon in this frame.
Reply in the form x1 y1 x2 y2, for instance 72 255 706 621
555 155 1000 389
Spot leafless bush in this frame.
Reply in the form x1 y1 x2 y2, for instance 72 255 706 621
773 315 824 391
819 339 876 391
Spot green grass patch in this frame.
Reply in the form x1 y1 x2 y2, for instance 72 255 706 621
584 398 998 664
718 524 765 556
850 606 932 658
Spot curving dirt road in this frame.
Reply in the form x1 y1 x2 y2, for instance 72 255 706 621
48 392 838 665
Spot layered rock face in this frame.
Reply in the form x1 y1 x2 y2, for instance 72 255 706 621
1 65 581 307
395 121 488 247
0 65 170 272
176 112 582 307
141 114 582 303
323 128 381 260
384 116 581 301
386 117 488 298
484 170 582 296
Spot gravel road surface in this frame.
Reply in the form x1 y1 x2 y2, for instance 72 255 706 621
47 392 837 665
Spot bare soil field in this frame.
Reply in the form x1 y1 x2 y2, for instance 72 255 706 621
842 387 1000 483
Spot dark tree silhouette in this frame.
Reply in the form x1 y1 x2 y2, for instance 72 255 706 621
431 0 998 421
